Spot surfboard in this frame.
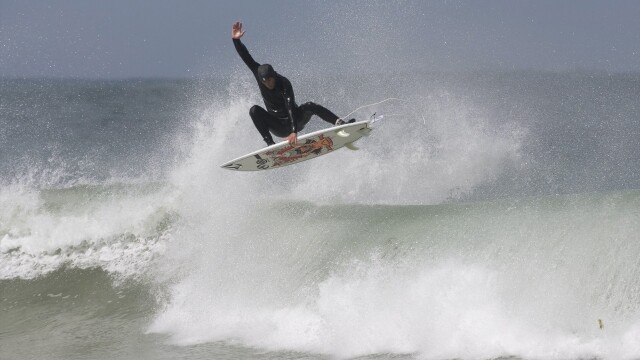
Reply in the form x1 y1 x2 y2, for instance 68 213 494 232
220 120 373 171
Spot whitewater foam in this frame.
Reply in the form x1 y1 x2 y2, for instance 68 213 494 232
147 184 640 359
0 181 177 279
150 255 638 359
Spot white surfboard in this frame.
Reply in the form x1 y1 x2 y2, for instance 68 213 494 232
220 120 373 171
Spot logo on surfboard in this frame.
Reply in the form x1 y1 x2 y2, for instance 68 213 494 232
265 135 334 168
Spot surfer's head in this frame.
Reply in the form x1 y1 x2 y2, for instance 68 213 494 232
258 64 276 89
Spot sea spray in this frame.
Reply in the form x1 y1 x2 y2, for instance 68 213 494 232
2 72 640 359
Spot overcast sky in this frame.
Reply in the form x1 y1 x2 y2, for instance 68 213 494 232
1 0 639 78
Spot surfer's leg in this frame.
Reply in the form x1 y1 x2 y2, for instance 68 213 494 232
250 105 289 145
297 102 340 126
250 105 276 145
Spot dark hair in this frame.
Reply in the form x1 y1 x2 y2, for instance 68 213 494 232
257 64 276 81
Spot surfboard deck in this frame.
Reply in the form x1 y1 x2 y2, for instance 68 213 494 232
220 120 372 171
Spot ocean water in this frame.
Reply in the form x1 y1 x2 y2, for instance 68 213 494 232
1 72 640 360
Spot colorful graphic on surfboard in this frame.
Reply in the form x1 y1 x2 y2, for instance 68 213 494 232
220 120 373 171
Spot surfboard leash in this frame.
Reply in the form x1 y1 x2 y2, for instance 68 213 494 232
341 97 421 124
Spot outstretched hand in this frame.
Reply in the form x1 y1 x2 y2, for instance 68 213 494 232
231 21 245 39
288 133 298 145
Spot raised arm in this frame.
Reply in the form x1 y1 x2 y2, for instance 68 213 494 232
231 22 259 73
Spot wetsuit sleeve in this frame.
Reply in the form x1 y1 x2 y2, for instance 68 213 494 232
283 78 297 133
233 38 259 74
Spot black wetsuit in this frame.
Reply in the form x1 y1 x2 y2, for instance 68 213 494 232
233 38 339 144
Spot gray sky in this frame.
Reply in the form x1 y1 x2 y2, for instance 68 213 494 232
1 0 639 78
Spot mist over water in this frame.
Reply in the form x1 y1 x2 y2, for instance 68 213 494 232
1 70 640 359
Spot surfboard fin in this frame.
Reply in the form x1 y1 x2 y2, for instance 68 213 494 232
336 130 350 138
345 142 359 151
358 127 372 136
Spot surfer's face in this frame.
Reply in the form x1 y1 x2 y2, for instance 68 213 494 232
261 77 276 90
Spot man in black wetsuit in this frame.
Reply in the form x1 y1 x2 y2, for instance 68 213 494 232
232 21 353 146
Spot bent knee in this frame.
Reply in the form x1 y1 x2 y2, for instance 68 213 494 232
249 105 261 117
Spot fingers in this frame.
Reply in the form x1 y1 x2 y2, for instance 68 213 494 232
232 22 245 38
232 22 245 39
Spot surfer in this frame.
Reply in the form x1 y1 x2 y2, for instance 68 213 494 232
232 21 354 146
